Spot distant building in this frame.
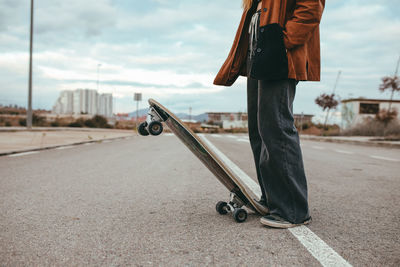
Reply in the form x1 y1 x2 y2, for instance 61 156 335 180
53 90 73 114
207 112 248 129
98 93 113 118
207 112 314 129
115 113 131 121
341 98 400 128
52 89 113 118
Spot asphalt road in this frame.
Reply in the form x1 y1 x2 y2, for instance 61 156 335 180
0 134 399 266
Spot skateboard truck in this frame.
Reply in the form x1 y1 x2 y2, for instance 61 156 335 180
215 192 248 223
138 107 164 136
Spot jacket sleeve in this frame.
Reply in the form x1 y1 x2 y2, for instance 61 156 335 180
214 8 253 86
283 0 325 49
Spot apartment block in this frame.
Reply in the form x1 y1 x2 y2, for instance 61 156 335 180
53 89 113 118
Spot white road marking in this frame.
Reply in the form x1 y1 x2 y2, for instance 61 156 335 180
237 139 250 143
200 135 352 267
226 135 237 139
83 143 93 146
55 146 74 150
164 133 174 136
369 155 399 162
289 226 352 267
198 134 262 197
312 146 325 150
334 149 354 155
8 151 39 157
211 134 221 138
102 140 112 143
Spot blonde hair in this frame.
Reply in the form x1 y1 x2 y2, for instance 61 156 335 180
243 0 253 11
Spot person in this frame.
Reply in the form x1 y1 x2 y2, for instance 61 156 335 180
214 0 325 228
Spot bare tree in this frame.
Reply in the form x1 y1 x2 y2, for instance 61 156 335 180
315 70 341 128
379 76 399 112
375 108 398 124
315 93 339 128
378 56 400 125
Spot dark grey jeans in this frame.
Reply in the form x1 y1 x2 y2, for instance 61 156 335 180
247 77 310 224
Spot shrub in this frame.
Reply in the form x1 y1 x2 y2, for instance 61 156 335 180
32 113 47 126
314 123 338 131
5 121 11 126
92 115 111 128
301 122 310 130
50 121 60 127
84 119 96 128
375 109 398 124
341 119 400 137
68 119 84 127
68 115 111 129
384 120 400 136
19 118 26 126
68 122 83 127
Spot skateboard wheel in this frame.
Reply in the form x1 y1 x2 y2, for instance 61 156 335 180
233 208 247 223
138 122 149 136
148 121 163 136
216 201 228 215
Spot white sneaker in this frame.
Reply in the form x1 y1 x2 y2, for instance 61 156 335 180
260 214 312 229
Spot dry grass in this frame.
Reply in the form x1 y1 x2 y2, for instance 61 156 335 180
341 119 400 137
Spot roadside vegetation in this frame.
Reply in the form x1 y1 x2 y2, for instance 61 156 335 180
297 122 340 136
1 63 399 137
341 61 400 139
66 115 112 128
341 118 400 138
0 105 112 129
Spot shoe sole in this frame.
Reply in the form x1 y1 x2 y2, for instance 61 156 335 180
260 217 312 229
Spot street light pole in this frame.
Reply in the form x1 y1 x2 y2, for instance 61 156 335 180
27 0 34 129
134 93 142 131
97 64 102 91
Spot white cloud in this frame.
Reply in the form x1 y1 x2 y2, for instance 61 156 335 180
34 0 117 37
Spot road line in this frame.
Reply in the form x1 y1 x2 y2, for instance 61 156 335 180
312 146 325 150
8 151 39 157
199 134 262 197
289 226 352 267
211 134 221 138
200 135 351 267
102 140 112 143
226 135 237 139
83 143 94 146
369 155 399 162
334 149 354 155
237 139 250 143
164 133 174 136
55 146 74 150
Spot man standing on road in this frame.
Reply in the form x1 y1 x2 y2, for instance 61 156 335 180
214 0 325 228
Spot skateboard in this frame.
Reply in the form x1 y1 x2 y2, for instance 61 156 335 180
138 99 268 223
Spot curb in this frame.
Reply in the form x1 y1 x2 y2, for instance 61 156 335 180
0 135 135 157
300 136 400 149
0 127 134 133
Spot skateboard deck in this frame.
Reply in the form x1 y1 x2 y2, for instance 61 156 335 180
138 99 268 222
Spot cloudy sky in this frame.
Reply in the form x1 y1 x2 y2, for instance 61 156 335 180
0 0 399 120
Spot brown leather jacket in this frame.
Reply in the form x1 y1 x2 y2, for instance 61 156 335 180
214 0 325 86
